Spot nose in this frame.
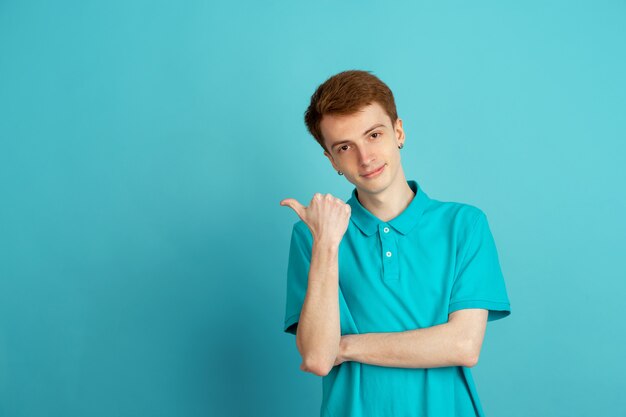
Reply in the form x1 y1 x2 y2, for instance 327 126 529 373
357 144 375 166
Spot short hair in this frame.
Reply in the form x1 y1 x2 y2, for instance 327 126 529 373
304 70 398 153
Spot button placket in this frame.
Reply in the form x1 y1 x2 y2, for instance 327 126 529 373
379 224 399 281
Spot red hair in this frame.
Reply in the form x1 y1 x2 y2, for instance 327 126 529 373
304 70 398 152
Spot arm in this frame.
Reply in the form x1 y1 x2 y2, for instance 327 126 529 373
296 240 341 377
280 193 351 377
336 308 488 369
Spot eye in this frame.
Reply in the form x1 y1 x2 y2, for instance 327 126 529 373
338 145 350 153
371 132 382 139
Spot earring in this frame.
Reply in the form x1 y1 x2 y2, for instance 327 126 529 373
398 143 404 149
337 171 343 175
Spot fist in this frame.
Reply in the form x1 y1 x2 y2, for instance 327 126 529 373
280 193 351 246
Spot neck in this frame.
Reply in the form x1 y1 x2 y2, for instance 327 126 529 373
355 174 415 222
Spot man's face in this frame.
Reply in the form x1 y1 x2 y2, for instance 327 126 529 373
321 101 405 194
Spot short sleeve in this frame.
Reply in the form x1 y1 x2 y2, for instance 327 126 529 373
283 222 312 335
449 211 511 322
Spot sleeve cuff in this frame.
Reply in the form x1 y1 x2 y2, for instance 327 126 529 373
449 299 511 322
283 313 300 335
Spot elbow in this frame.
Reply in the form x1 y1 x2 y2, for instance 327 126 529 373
301 358 333 377
458 338 481 368
462 351 479 368
296 337 336 376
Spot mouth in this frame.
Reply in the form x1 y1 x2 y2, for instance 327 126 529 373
361 164 386 178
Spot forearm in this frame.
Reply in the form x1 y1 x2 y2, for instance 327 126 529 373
340 322 475 369
296 240 341 376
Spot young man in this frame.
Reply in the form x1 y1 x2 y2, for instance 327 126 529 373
279 70 511 417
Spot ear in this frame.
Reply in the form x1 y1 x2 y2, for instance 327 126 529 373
323 150 340 172
394 118 405 144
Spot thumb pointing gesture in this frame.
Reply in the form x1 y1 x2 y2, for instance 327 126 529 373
279 198 307 222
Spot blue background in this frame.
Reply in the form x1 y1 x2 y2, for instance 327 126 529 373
1 1 625 416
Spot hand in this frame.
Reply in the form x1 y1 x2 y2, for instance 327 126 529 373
333 348 346 367
280 193 351 246
333 334 357 367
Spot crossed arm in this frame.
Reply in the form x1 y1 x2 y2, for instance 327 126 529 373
294 240 490 376
330 308 489 370
298 308 488 375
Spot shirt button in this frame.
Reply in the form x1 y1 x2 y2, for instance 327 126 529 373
383 227 390 233
386 251 392 257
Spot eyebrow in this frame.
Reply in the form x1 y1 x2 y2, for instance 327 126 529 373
330 123 386 150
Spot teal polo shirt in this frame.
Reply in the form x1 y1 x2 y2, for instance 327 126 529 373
283 179 511 417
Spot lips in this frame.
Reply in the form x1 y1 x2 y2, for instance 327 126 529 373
361 164 385 177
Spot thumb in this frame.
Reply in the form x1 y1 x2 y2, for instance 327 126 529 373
280 198 306 221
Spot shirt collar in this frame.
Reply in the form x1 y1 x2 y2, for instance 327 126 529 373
347 179 430 236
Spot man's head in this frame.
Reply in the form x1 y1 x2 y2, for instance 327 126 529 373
304 70 399 153
304 70 406 195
